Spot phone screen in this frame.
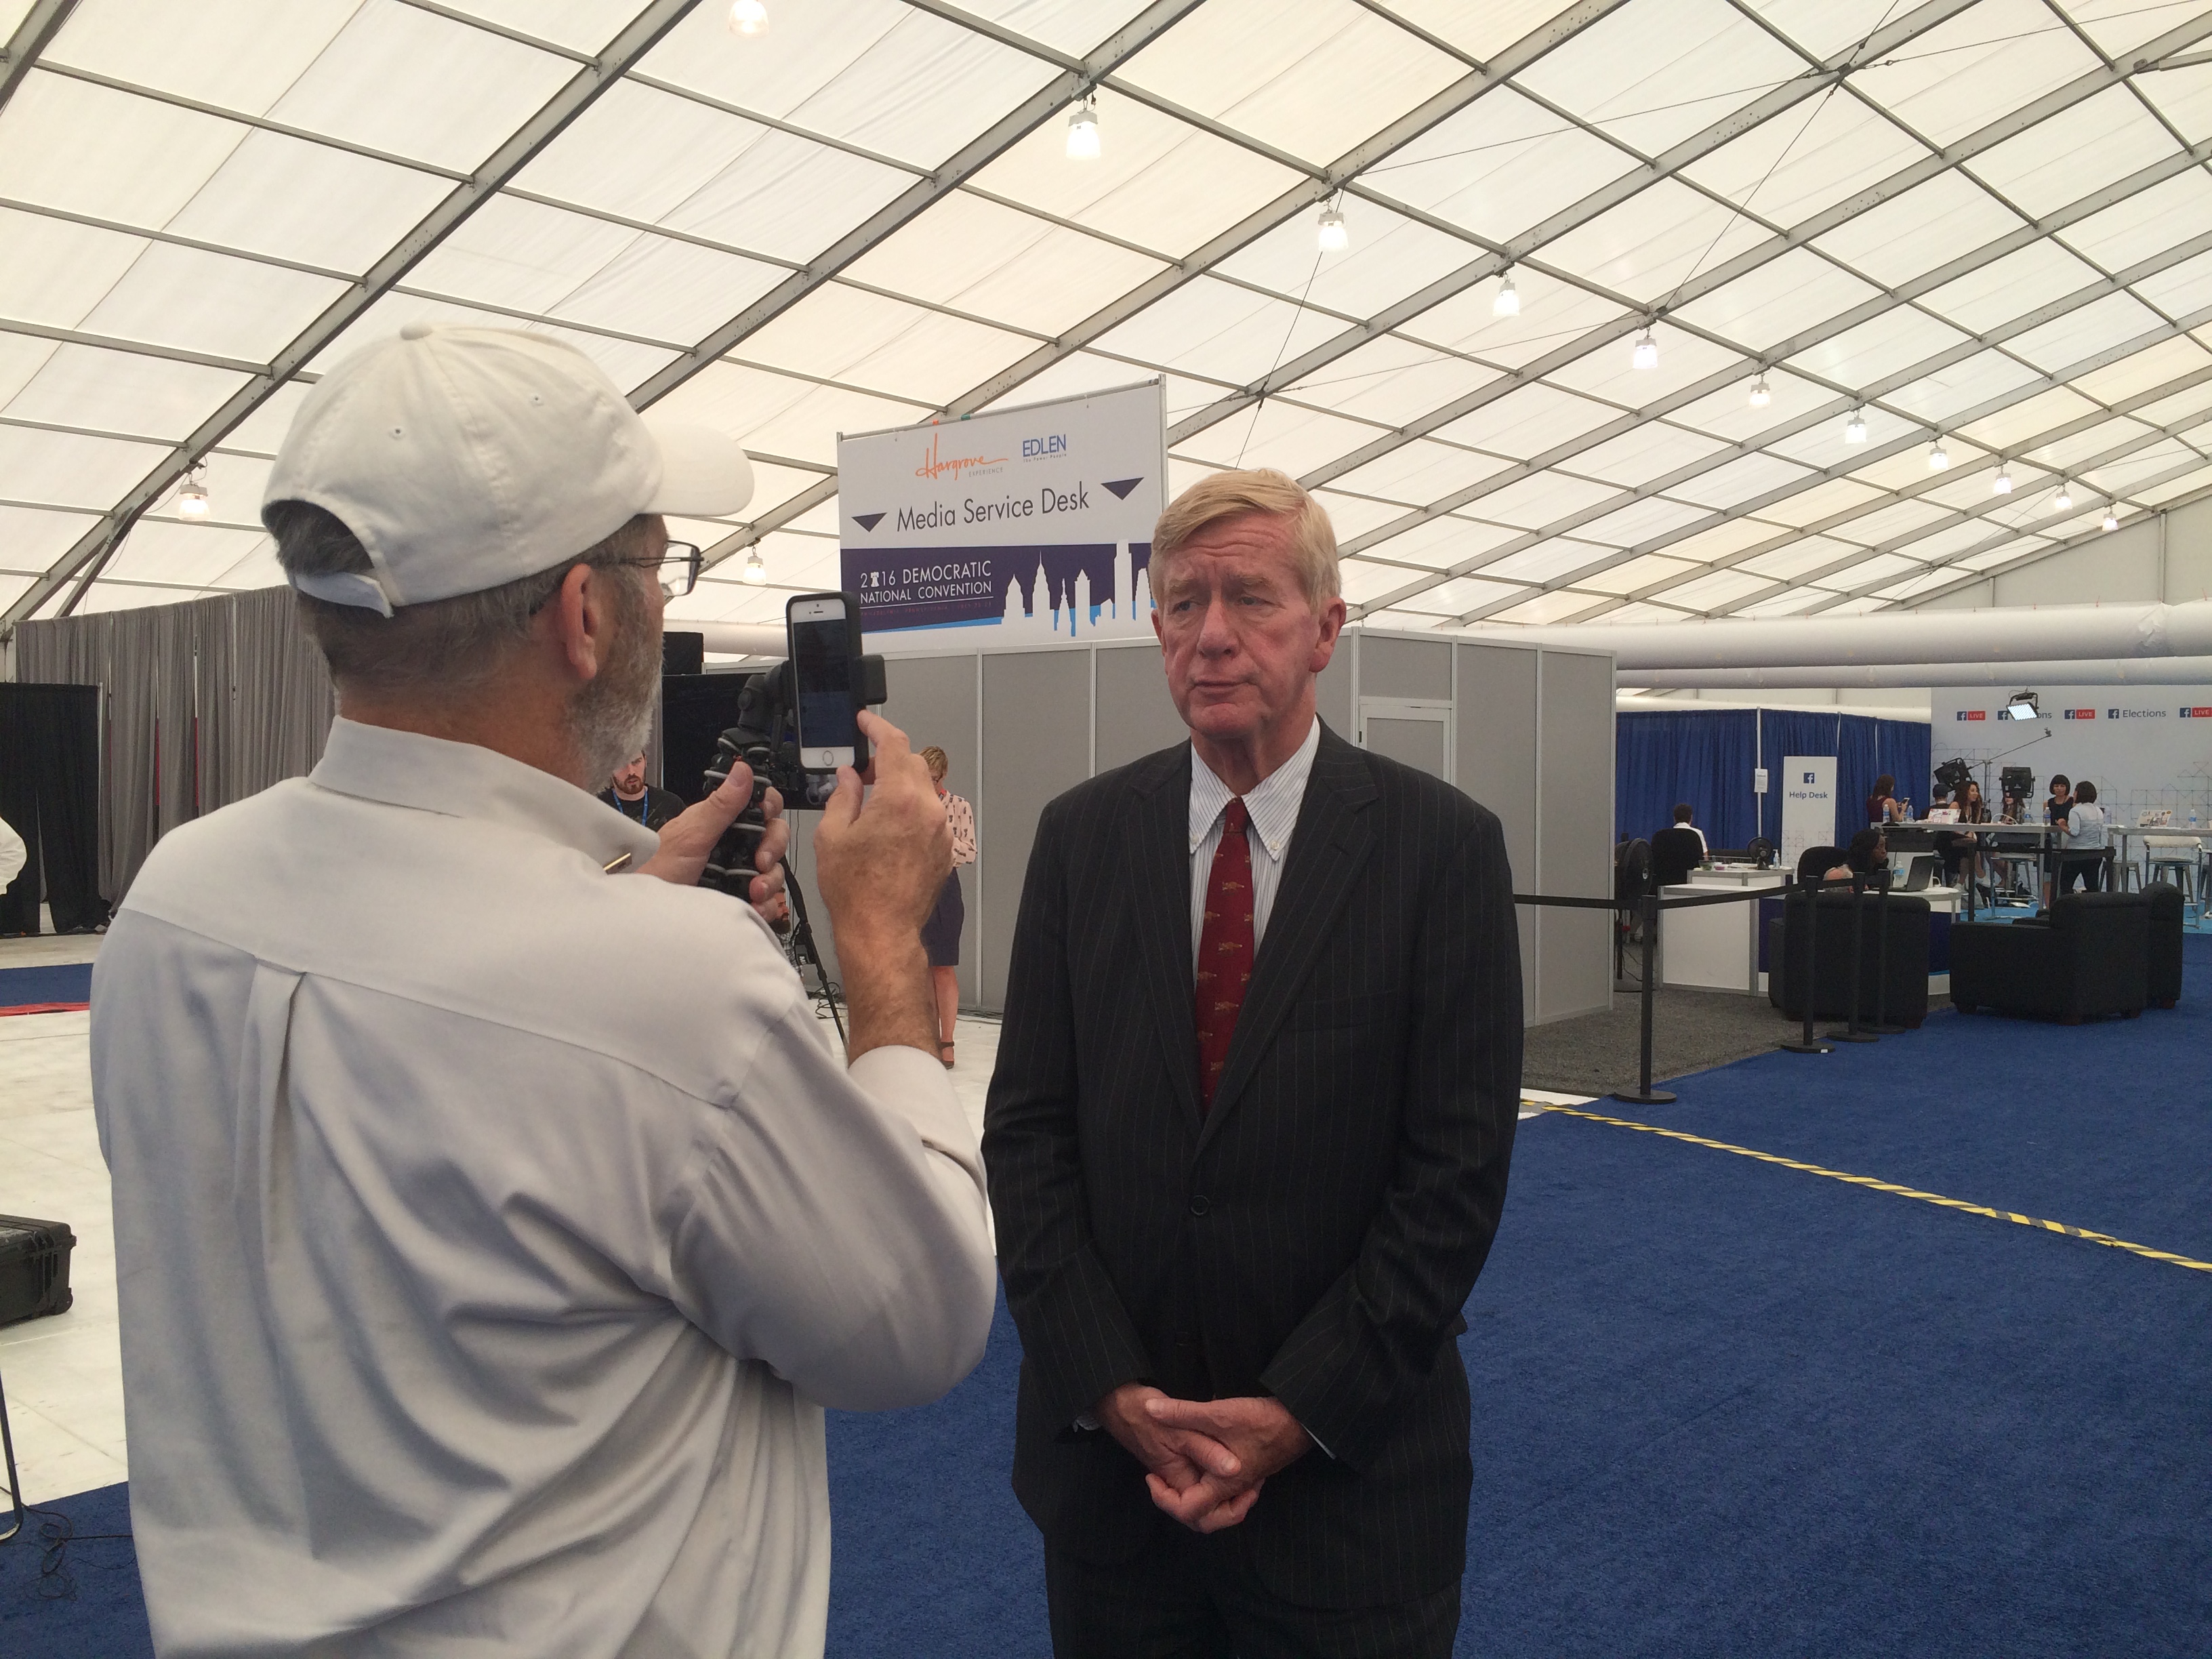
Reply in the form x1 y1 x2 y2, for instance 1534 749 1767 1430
792 612 857 760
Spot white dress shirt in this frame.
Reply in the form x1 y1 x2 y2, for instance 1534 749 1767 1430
1188 716 1319 970
91 718 996 1659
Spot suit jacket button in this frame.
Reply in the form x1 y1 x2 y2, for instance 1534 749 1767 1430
1189 1194 1210 1217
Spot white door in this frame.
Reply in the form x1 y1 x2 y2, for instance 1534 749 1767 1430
1357 698 1452 783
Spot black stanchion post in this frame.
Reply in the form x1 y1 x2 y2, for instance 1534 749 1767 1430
1780 875 1832 1055
1865 866 1904 1035
1831 877 1877 1044
1613 891 1677 1106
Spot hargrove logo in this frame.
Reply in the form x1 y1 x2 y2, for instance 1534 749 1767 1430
912 430 1008 483
1957 710 1986 721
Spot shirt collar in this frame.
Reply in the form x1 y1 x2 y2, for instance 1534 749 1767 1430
1189 715 1319 863
311 718 661 867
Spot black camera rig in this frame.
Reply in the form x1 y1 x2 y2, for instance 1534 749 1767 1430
699 652 887 1044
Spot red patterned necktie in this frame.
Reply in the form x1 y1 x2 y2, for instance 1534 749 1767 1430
1194 798 1254 1113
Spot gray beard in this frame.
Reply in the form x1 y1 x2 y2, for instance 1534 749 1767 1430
570 577 659 790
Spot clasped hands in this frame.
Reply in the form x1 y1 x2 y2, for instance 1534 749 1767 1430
1096 1381 1312 1534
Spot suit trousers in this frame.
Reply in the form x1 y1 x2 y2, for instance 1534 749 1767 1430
1044 1522 1461 1659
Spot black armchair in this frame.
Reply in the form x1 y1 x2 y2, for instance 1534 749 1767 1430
1949 893 2148 1023
1767 887 1932 1027
2144 880 2184 1009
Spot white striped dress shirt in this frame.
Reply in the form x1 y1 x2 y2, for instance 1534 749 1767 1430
1189 716 1320 972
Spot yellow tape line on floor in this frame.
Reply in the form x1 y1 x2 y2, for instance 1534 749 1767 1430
1526 1102 2212 1277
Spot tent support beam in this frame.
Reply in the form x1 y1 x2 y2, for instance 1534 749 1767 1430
3 0 707 634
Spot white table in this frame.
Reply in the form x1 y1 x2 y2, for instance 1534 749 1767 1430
1658 870 1786 995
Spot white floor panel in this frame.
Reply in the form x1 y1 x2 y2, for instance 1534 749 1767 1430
0 1004 128 1506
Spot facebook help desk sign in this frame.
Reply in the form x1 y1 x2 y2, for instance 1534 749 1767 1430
837 381 1168 643
1781 757 1838 875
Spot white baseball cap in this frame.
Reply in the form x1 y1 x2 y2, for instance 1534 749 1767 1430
264 323 754 615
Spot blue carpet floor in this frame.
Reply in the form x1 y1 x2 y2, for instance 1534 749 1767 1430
0 962 92 1011
8 945 2208 1654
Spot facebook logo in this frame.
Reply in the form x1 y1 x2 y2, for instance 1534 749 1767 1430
1803 771 1815 783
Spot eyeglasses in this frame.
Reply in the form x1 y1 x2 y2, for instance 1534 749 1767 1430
625 541 701 598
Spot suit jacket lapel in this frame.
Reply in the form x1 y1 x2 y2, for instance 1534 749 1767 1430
1125 743 1202 1134
1199 725 1376 1148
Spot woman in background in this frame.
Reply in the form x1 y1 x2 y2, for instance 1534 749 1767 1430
1944 779 1991 896
918 745 978 1067
1866 775 1903 825
1826 826 1888 885
2060 779 2108 893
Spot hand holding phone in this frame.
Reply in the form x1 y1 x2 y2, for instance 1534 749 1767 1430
790 595 869 781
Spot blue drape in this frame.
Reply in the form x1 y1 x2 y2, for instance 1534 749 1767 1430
1615 710 1759 848
1618 710 1937 851
1754 710 1936 846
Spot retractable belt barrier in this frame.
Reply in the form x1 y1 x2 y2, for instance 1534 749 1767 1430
1514 872 1894 1107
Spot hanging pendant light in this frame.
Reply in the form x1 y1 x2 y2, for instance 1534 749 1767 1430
727 0 766 35
2055 480 2074 511
1493 271 1519 317
1631 328 1658 371
1748 373 1770 408
1992 465 2012 495
743 549 767 584
1066 98 1100 161
2103 509 2120 532
1317 203 1347 252
1927 437 1949 470
177 467 210 519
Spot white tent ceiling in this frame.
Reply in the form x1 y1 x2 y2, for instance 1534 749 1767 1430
3 0 2211 633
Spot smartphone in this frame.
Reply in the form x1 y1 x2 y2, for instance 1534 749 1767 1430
789 593 868 775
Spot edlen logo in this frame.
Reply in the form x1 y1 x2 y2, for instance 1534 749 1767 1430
2064 708 2095 720
1957 710 1986 721
1020 434 1067 458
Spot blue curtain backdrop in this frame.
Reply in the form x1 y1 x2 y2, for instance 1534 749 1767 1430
1617 708 1932 850
1616 710 1759 849
1753 710 1932 846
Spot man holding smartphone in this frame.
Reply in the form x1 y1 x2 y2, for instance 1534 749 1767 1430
89 325 993 1659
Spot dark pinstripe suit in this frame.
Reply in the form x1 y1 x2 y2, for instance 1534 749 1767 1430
983 722 1523 1643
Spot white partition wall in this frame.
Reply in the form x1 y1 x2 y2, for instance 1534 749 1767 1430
782 626 1613 1023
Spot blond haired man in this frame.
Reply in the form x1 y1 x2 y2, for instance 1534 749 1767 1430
985 468 1523 1656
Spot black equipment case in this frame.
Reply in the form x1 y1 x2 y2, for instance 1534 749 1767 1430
0 1214 75 1326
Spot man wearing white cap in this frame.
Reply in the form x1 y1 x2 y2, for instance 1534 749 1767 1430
90 325 995 1658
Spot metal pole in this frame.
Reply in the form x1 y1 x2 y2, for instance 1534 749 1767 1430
1613 892 1677 1105
1780 875 1832 1054
1865 866 1904 1034
1831 878 1878 1043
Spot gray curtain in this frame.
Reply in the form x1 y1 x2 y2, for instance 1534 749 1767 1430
14 588 336 902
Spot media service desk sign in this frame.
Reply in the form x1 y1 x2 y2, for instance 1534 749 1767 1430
836 380 1168 645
